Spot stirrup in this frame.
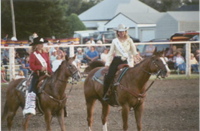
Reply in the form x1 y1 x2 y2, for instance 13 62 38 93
102 95 109 101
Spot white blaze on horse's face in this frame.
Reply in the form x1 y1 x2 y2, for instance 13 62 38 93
72 61 77 68
160 57 171 73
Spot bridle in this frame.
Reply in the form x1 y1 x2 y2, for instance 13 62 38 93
142 57 167 78
39 60 80 112
66 63 79 80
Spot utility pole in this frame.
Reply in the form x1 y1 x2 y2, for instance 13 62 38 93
10 0 16 38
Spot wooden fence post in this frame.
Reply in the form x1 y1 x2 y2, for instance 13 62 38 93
9 47 15 80
185 42 191 77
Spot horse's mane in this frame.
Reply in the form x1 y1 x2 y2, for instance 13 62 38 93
46 60 66 84
133 57 151 68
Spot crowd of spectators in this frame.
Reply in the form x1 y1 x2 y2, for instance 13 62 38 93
1 34 199 82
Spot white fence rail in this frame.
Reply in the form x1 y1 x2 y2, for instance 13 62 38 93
1 41 199 81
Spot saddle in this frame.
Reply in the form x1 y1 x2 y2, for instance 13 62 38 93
92 64 129 106
16 74 49 94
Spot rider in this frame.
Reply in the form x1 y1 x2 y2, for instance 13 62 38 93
103 24 140 101
23 37 52 116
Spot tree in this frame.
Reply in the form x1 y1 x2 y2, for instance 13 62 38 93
139 0 199 12
1 0 101 40
66 13 86 37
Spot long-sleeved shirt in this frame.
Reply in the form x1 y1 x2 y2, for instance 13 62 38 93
29 51 52 73
105 38 138 67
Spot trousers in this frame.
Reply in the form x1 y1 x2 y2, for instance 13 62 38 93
103 57 127 96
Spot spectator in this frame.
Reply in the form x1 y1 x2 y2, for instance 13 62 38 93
173 51 186 74
15 43 29 58
195 49 200 62
96 40 106 58
145 44 155 57
100 48 109 62
190 53 199 73
2 48 9 65
55 46 65 59
20 56 31 77
74 48 87 70
52 55 63 72
85 46 99 63
165 44 174 61
87 37 95 44
2 34 8 40
1 65 8 83
11 36 17 41
50 49 57 63
15 70 25 80
83 41 91 54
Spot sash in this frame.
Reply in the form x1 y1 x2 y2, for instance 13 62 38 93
34 52 47 67
113 38 128 59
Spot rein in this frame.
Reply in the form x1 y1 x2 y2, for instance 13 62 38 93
42 78 77 105
118 79 156 109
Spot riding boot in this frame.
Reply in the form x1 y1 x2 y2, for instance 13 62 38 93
102 74 111 101
23 91 36 116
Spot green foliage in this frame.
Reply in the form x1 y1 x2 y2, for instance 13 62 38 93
1 0 99 40
66 13 86 37
139 0 199 12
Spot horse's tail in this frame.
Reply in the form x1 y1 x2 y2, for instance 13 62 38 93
84 60 105 73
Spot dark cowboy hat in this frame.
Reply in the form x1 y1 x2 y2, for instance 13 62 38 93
30 37 48 46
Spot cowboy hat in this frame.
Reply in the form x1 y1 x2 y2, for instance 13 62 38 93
30 37 48 46
114 24 129 31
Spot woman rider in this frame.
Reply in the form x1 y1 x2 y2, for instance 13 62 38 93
23 37 52 115
103 24 140 101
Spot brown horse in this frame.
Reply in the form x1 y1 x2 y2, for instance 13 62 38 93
84 51 170 131
2 55 81 131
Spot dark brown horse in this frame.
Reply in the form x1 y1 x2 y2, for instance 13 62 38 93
2 55 81 131
84 51 170 131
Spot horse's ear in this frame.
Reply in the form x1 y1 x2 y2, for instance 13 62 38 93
72 55 76 60
65 55 69 61
153 47 157 55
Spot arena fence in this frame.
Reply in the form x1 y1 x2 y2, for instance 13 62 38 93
1 41 199 81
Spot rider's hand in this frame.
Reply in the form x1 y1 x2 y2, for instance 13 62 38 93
41 67 47 71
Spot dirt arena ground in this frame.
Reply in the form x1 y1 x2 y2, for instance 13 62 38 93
1 78 199 131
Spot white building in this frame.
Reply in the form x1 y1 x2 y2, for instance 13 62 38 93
79 0 199 41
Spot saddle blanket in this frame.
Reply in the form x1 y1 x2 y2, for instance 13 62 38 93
16 79 28 93
92 67 106 85
92 67 129 85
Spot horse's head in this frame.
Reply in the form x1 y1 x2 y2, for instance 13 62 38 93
63 55 81 81
149 49 170 78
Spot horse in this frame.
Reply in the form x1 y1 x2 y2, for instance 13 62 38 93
84 60 105 74
84 50 170 131
2 55 81 131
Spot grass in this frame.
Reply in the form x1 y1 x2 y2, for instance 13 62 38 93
150 74 199 80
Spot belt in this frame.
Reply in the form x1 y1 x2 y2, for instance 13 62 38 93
115 56 127 61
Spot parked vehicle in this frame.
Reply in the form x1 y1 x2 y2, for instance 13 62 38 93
73 30 97 44
170 31 199 54
92 31 116 43
137 38 170 56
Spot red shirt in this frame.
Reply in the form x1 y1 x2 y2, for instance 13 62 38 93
29 51 52 73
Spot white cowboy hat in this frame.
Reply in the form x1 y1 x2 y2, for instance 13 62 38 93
114 24 129 31
77 48 82 51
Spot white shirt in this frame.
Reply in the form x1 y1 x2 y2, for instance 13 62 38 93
52 60 63 72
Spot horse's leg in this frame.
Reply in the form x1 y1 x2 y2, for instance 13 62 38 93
121 104 130 131
86 98 96 131
57 109 66 131
44 110 53 131
101 102 110 131
134 103 144 131
3 99 20 131
22 114 33 131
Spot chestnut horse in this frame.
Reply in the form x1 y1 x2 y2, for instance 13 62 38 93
2 56 81 131
84 51 170 131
